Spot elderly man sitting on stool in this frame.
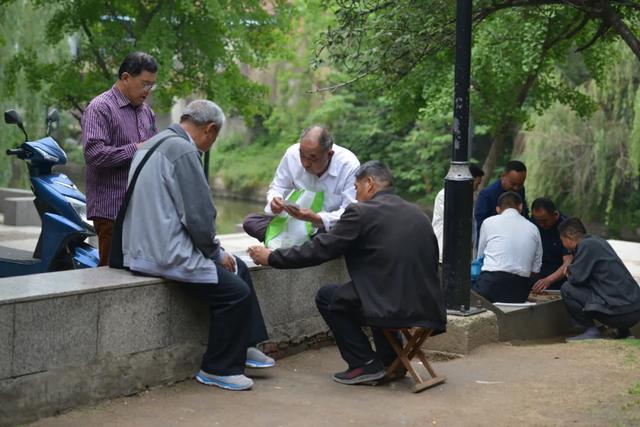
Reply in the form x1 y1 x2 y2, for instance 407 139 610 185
248 161 446 385
559 218 640 341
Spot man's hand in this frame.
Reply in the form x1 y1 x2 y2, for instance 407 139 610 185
531 277 553 294
271 197 285 214
283 205 322 225
220 252 237 272
248 245 272 266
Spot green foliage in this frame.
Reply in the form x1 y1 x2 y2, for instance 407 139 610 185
629 382 640 396
210 133 287 194
0 1 71 188
316 1 638 181
2 0 294 118
523 43 640 235
211 0 335 192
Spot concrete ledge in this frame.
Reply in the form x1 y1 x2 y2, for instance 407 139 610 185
0 187 31 212
425 311 498 354
3 197 40 226
0 259 349 426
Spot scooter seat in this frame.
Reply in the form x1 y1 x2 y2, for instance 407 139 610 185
0 245 39 265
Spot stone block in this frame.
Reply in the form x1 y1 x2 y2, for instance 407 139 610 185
472 291 574 341
0 343 203 427
3 197 40 226
425 310 499 354
167 284 208 345
0 305 13 379
249 260 348 342
251 268 295 332
12 293 98 376
97 285 170 356
0 187 31 214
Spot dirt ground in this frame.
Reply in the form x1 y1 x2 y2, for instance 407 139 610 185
30 340 640 427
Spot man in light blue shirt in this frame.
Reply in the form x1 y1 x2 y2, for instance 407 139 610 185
473 191 542 303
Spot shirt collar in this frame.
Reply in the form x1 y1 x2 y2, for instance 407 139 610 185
501 208 520 216
111 85 135 109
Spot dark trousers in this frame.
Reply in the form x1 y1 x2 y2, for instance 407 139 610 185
183 257 269 376
472 270 532 303
315 284 399 369
93 218 113 267
242 214 274 242
561 283 640 331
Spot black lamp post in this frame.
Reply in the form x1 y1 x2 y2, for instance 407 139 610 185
442 0 482 314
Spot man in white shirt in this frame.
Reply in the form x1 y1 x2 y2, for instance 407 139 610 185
432 164 484 262
243 126 360 242
472 191 543 303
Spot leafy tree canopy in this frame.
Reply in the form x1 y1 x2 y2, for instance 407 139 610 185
1 0 294 120
315 0 640 178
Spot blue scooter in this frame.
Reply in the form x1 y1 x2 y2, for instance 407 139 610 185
0 108 99 278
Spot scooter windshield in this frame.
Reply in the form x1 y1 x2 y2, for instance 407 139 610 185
25 137 67 166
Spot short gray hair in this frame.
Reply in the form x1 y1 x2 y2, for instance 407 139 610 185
355 160 394 188
300 126 333 151
180 100 225 129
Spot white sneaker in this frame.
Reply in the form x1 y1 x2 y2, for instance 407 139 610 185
246 346 275 368
196 370 253 390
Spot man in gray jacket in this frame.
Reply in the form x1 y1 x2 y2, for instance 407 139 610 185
121 100 273 391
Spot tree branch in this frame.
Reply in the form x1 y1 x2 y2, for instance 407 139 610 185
603 2 640 60
81 22 112 81
308 72 370 93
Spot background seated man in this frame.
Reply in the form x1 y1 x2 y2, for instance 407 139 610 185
243 126 360 242
559 218 640 341
474 160 529 244
530 197 573 293
119 100 273 391
473 191 542 303
248 161 446 385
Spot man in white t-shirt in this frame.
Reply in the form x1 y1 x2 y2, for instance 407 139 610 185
243 126 360 242
472 191 542 303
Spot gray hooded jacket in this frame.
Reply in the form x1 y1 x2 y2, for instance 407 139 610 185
122 124 224 283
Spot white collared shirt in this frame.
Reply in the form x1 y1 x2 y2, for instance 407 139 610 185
265 142 360 230
477 208 543 277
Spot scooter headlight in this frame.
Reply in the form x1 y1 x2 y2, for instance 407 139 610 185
64 196 89 225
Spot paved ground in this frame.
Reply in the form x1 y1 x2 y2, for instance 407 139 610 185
30 340 640 427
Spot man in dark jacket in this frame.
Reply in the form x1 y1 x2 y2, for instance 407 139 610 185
530 197 572 292
559 218 640 341
248 161 446 385
474 160 528 243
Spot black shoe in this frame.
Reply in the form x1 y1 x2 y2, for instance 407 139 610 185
333 359 386 385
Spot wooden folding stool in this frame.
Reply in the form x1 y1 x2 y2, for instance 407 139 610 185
382 328 446 393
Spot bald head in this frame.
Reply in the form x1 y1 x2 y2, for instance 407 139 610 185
299 126 334 176
300 126 333 150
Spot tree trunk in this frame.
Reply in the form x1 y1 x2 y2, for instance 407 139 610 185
480 122 513 188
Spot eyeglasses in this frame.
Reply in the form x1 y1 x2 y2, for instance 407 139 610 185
141 81 156 92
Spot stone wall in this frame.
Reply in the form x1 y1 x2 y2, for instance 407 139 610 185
0 260 349 426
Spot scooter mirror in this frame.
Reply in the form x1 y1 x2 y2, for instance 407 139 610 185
46 109 60 136
4 109 23 126
47 109 60 124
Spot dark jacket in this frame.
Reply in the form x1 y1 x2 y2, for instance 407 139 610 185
566 235 640 315
268 189 446 331
475 179 528 241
